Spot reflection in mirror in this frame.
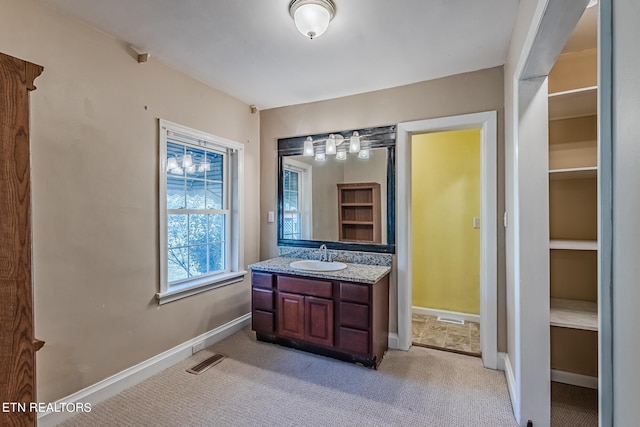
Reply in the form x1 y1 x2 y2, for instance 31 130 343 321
282 149 387 242
277 125 396 254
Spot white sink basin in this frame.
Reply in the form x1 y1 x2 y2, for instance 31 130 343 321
289 260 348 272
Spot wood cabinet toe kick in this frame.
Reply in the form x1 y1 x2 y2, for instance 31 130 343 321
250 271 390 368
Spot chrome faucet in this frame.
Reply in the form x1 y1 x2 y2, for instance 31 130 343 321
319 244 331 262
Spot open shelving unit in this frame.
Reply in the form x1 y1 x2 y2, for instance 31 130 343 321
547 47 599 389
337 182 381 243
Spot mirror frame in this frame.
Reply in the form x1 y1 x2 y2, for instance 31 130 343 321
277 125 396 254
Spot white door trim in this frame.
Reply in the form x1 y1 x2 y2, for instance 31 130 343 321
396 111 498 369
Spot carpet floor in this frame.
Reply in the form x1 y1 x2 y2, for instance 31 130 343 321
60 328 518 427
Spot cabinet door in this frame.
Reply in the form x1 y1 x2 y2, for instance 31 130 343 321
304 296 334 347
277 292 305 340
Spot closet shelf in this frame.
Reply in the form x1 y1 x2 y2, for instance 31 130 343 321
340 220 374 225
548 86 597 120
340 202 374 207
550 298 598 331
549 167 597 180
550 240 597 250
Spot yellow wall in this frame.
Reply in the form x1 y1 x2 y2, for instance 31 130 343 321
411 129 481 314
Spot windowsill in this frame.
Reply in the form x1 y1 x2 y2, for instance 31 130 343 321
156 271 247 305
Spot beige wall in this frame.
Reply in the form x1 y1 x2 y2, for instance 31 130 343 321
260 67 506 350
0 0 260 402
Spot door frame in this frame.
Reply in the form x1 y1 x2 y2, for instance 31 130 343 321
396 111 498 369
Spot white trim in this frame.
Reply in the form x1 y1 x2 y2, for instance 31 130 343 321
282 157 313 240
397 111 498 371
497 351 507 371
156 271 247 305
388 332 400 350
158 119 245 303
37 314 251 427
551 369 598 390
411 306 480 324
504 353 519 423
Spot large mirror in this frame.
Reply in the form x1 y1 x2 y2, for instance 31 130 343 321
277 125 396 253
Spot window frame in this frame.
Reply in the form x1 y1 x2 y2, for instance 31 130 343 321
157 119 245 305
282 157 313 240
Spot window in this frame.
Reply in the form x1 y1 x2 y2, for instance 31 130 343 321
282 158 312 240
158 120 245 304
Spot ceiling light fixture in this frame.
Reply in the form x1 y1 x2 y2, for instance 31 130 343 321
302 131 371 162
289 0 336 39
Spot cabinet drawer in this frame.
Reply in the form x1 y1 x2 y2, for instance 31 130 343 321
252 272 274 289
340 302 369 330
252 288 274 311
278 275 332 298
340 327 370 355
339 282 370 303
252 310 274 333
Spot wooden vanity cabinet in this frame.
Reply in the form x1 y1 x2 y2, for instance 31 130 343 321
251 272 275 334
252 271 389 368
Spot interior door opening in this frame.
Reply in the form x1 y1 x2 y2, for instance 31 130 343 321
410 129 482 357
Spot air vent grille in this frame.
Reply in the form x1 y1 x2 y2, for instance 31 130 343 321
186 354 226 375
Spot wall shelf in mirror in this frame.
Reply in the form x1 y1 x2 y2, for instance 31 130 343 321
277 125 396 254
337 182 381 243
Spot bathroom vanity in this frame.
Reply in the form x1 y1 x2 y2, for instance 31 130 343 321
249 257 391 368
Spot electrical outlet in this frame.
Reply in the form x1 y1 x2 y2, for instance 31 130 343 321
473 217 481 229
192 341 205 354
267 211 275 223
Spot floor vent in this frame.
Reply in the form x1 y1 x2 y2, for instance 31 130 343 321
186 354 226 375
437 316 465 325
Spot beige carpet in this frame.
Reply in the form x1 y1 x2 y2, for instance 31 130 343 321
60 328 518 427
551 382 598 426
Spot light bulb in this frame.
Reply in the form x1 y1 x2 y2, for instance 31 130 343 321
293 3 331 39
358 149 370 159
315 152 326 161
336 150 347 160
349 131 361 153
326 134 337 155
166 156 178 171
303 136 314 156
186 164 196 174
199 161 211 172
182 153 193 168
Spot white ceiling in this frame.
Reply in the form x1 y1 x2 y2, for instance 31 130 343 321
40 0 523 110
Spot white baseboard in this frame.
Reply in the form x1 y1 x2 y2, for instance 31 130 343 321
388 332 400 350
38 313 251 427
412 306 480 324
497 352 506 371
503 353 519 423
551 369 598 390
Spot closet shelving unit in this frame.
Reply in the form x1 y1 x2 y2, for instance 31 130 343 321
548 52 599 385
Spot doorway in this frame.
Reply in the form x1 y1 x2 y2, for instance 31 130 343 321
410 129 482 357
396 111 498 369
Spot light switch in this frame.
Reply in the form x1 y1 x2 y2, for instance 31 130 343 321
267 211 275 223
473 217 480 229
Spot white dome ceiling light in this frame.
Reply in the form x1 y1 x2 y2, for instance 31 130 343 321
289 0 336 39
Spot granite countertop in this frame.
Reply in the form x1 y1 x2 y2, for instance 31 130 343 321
248 257 391 285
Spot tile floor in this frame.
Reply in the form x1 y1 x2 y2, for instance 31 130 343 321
412 313 481 357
